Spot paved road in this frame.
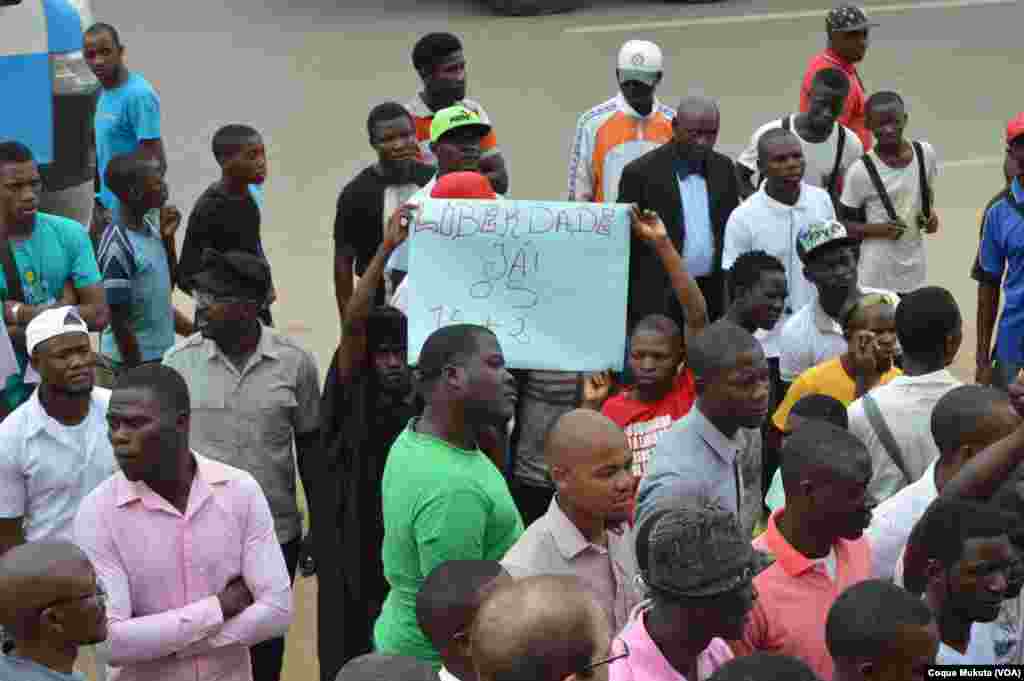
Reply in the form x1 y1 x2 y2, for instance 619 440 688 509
86 0 1020 677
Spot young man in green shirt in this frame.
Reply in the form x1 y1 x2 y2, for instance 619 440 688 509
374 323 523 665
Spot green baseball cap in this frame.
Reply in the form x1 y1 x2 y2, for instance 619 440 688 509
429 104 492 143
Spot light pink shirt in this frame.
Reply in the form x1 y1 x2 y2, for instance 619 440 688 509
610 606 733 681
74 453 293 681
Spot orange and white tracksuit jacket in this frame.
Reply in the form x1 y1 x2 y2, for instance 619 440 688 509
567 94 676 203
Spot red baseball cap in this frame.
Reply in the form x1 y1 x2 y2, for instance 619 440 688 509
1008 112 1024 145
430 172 497 199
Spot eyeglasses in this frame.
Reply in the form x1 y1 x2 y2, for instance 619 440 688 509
579 639 630 674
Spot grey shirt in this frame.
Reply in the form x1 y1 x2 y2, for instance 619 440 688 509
502 496 641 633
163 326 321 544
635 406 763 538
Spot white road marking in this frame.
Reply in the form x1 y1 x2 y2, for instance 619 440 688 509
564 0 1017 35
939 156 1004 169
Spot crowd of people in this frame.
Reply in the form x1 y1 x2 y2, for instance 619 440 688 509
1 3 1024 681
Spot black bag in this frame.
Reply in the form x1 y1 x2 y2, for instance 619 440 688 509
859 140 932 225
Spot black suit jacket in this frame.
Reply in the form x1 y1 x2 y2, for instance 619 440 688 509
618 142 740 327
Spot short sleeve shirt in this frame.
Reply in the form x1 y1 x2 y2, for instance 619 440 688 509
737 510 873 680
0 387 116 543
800 50 871 150
772 357 901 431
601 372 696 478
375 422 523 665
334 163 436 275
978 179 1024 364
97 221 175 364
0 213 101 408
840 142 939 293
178 182 271 295
94 72 162 211
162 327 321 544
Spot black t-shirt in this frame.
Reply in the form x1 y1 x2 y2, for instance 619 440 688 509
180 182 271 294
333 163 434 275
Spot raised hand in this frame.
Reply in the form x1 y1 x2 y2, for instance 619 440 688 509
629 205 669 244
383 203 413 251
582 370 613 408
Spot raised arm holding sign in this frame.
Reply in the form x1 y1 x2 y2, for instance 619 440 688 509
406 199 630 371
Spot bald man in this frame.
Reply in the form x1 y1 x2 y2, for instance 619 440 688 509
501 409 641 633
472 575 614 681
619 93 740 325
0 541 107 680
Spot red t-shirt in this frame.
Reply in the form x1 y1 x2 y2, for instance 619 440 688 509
800 49 872 150
601 371 696 478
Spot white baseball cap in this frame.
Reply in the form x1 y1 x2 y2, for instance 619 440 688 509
617 40 663 86
26 306 89 355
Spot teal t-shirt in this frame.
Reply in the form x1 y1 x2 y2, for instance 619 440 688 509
97 220 174 364
0 213 102 407
374 421 523 665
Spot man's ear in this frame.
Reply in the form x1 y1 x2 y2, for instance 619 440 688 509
40 605 65 637
549 463 569 490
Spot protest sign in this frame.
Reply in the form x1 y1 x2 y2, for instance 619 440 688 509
407 199 630 371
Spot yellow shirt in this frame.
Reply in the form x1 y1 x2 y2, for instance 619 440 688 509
772 357 902 431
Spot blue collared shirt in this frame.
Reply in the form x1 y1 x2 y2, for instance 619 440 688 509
635 406 762 538
675 160 714 278
979 178 1024 363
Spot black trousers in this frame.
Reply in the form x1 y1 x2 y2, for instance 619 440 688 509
251 537 300 681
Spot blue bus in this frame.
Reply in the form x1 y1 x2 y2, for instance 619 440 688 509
0 0 99 226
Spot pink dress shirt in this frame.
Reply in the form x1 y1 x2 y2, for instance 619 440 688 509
74 453 293 681
610 605 733 681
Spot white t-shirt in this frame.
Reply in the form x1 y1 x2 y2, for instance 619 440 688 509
736 115 863 190
935 621 999 665
722 183 836 357
0 387 116 543
840 142 939 293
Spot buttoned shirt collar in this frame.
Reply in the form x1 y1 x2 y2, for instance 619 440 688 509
760 509 824 578
23 386 107 443
755 183 815 215
546 495 622 562
201 324 280 368
692 406 742 465
114 452 240 514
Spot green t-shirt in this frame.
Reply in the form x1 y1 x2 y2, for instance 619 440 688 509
0 213 101 408
374 421 523 664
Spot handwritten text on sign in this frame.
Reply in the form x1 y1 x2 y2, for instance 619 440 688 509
407 199 630 371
